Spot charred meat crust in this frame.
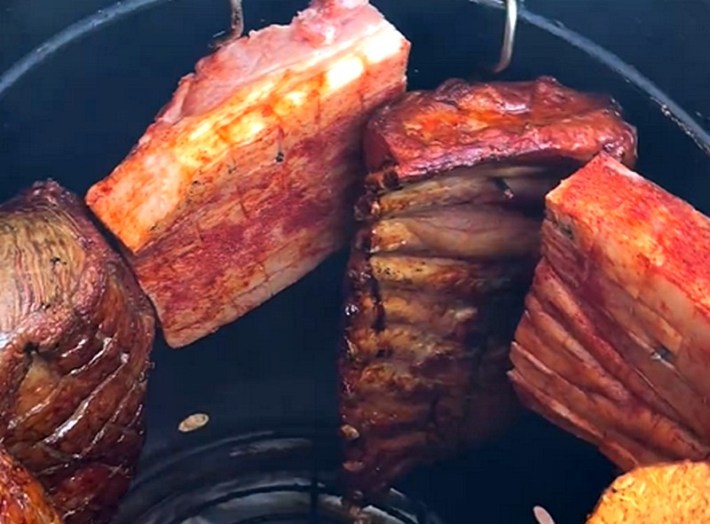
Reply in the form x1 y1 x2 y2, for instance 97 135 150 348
509 153 710 472
339 77 638 500
362 76 637 185
0 181 155 523
0 448 62 523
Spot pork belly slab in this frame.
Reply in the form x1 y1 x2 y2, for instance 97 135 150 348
339 77 637 499
509 153 710 471
86 0 410 347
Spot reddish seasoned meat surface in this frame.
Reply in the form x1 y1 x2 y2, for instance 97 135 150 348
86 0 411 348
586 461 710 524
339 77 637 500
0 448 61 524
0 181 155 523
509 153 710 471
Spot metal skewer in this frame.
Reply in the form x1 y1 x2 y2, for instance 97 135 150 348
211 0 244 47
490 0 518 74
230 0 244 37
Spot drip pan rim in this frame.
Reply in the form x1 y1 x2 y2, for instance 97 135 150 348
114 428 444 524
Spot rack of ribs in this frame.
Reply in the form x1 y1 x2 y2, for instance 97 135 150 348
85 0 411 348
509 153 710 471
338 77 637 500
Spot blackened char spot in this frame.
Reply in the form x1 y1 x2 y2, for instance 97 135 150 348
354 194 378 222
382 170 401 190
492 177 515 199
354 229 372 253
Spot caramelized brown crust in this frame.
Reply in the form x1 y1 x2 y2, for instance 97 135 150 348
340 77 638 500
0 448 62 523
0 181 155 523
509 153 710 472
586 461 710 524
362 76 637 186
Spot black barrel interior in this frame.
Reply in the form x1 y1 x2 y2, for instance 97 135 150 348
0 1 708 523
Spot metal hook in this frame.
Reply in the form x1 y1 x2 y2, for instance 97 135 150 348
490 0 518 74
211 0 243 47
230 0 244 38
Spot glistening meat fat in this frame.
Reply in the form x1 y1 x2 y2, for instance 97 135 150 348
339 77 637 500
509 153 710 471
0 449 61 524
0 181 155 524
85 0 411 348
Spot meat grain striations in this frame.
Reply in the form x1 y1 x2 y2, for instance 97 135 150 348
0 449 62 524
86 0 411 348
339 77 637 499
509 153 710 471
0 181 155 523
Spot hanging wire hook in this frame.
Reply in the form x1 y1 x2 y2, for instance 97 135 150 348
230 0 245 37
490 0 518 74
212 0 244 47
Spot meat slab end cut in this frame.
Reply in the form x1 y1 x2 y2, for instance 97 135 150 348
0 181 156 523
0 448 62 524
339 77 637 500
85 0 411 348
586 461 710 524
509 153 710 472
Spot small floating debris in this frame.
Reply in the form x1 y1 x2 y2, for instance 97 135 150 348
533 505 556 524
178 412 210 433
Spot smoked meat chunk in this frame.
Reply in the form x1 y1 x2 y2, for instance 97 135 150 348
0 181 155 523
0 448 62 524
339 77 637 499
509 153 710 472
86 0 411 348
586 461 710 524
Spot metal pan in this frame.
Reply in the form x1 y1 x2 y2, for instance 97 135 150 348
0 1 708 522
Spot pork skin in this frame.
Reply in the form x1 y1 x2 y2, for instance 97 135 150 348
339 77 637 500
509 153 710 471
85 0 410 348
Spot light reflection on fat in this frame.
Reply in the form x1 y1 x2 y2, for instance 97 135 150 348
245 115 267 137
189 119 217 142
221 112 267 143
283 90 307 107
361 29 405 65
325 55 364 92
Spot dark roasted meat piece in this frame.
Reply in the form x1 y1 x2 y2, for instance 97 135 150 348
85 0 411 348
339 77 637 499
509 153 710 472
0 448 62 523
0 181 155 523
